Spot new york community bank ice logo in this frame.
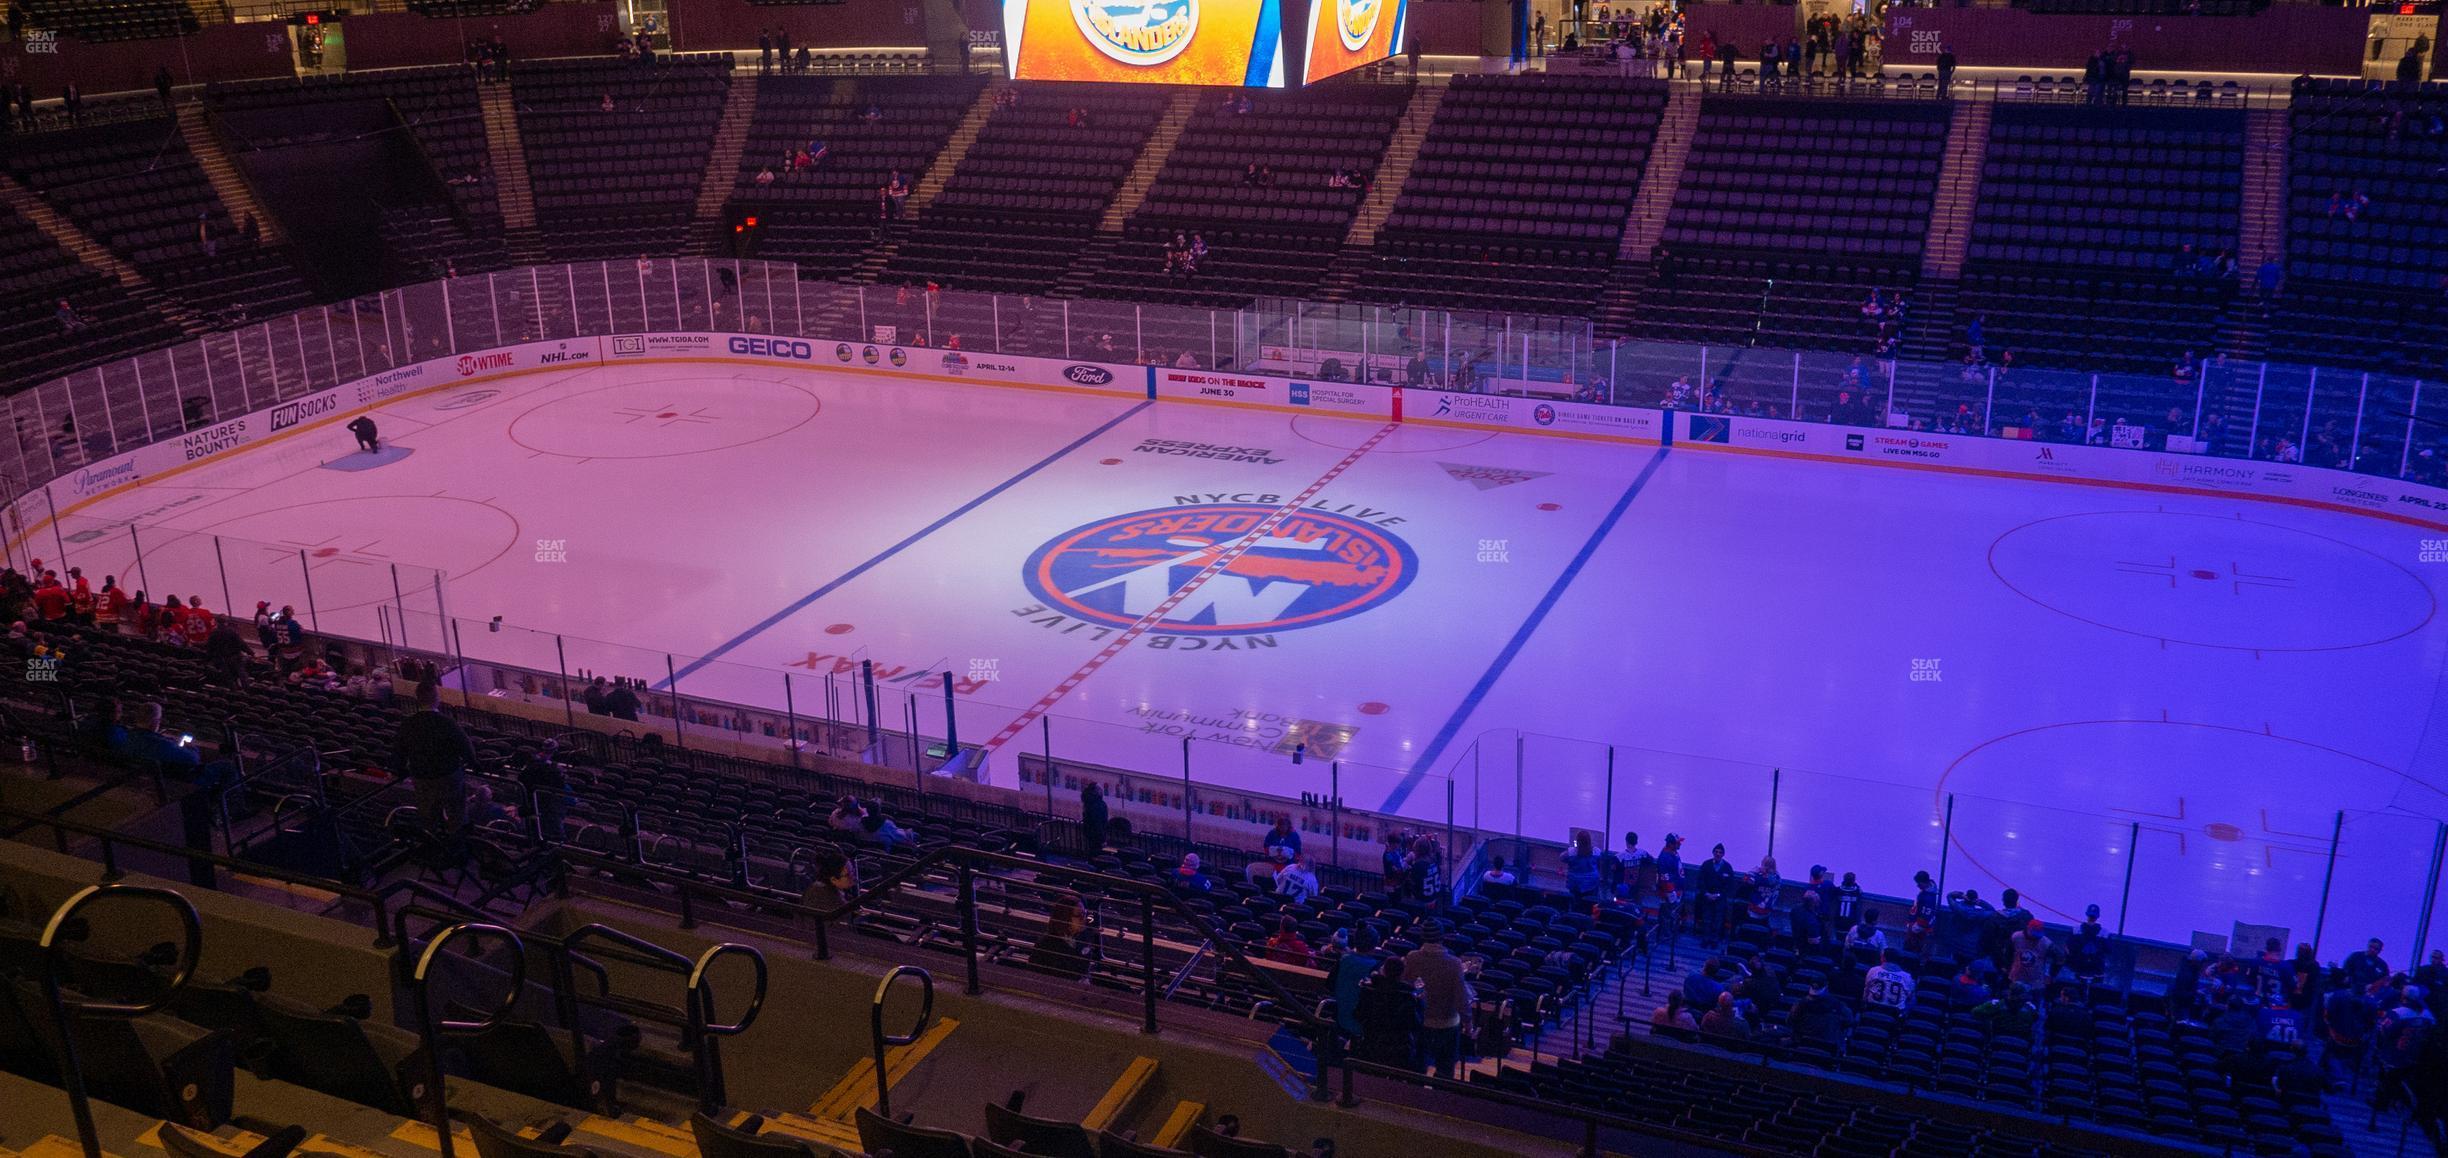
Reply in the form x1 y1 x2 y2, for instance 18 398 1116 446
1072 0 1198 66
1023 504 1415 635
1337 0 1381 51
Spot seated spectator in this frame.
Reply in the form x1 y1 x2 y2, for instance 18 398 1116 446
1863 949 1915 1010
754 166 776 187
1843 909 1886 957
1173 852 1214 893
1650 992 1701 1033
1480 855 1517 887
1029 894 1093 978
466 783 518 830
859 808 916 851
1699 992 1750 1040
1354 956 1422 1068
1263 817 1301 860
829 796 867 831
54 299 85 334
1274 852 1320 903
1788 979 1852 1048
598 93 615 113
1266 917 1316 969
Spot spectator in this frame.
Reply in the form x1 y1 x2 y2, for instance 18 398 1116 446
800 848 858 909
1263 817 1301 860
1402 927 1473 1079
2008 919 2054 987
1936 44 1956 96
1354 956 1422 1068
1275 852 1320 903
2324 982 2378 1079
393 682 476 833
1563 830 1603 901
466 783 517 830
2347 939 2392 991
1844 909 1886 958
1078 781 1108 853
1480 855 1516 887
1693 842 1735 944
1699 992 1749 1040
203 615 246 684
1173 852 1214 894
1029 893 1094 978
859 808 916 851
1266 917 1317 969
54 300 86 335
603 677 641 720
2376 992 2436 1115
1863 949 1915 1010
828 795 867 832
1789 978 1852 1048
1329 926 1383 1040
2066 905 2109 984
1651 991 1701 1032
119 701 201 777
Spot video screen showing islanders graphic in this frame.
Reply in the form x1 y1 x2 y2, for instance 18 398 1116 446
1302 0 1404 84
1004 0 1287 86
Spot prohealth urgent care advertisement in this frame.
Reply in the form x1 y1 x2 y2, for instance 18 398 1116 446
1004 0 1287 86
1302 0 1404 84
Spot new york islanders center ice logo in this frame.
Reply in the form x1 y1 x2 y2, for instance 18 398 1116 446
1337 0 1381 51
1072 0 1198 66
1025 504 1416 635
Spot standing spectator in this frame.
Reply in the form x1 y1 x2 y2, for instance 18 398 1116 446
2325 982 2379 1079
1079 780 1108 853
154 66 174 108
603 677 641 721
1935 44 1957 97
2376 993 2437 1115
2347 939 2392 992
1402 927 1473 1079
203 616 246 684
2065 906 2110 985
1829 871 1864 937
757 28 773 73
1694 843 1736 946
2008 919 2054 988
1563 830 1603 901
393 682 476 833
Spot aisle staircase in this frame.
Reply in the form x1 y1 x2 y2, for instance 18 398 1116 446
2236 106 2288 279
476 82 547 264
687 71 760 253
905 80 999 215
0 172 205 334
1097 88 1200 233
1344 78 1446 248
174 100 288 246
1920 100 1992 280
1617 81 1700 260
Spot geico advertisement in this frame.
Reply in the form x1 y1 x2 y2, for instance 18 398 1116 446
1005 0 1287 87
1304 0 1403 84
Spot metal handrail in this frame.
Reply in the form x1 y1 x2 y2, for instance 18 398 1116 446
866 965 933 1121
36 884 205 1158
686 942 768 1112
405 920 526 1158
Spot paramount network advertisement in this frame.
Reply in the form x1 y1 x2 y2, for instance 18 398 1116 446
1004 0 1288 87
1302 0 1404 85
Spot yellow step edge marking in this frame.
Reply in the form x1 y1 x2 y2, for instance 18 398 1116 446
1081 1056 1159 1133
389 1122 542 1153
1150 1101 1204 1149
807 1016 960 1120
753 1116 859 1149
607 1120 693 1145
572 1119 694 1158
140 1126 250 1158
27 1138 123 1158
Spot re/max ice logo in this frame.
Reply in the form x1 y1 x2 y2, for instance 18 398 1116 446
727 336 815 361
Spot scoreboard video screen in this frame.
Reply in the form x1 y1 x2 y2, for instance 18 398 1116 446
1004 0 1288 87
1301 0 1404 84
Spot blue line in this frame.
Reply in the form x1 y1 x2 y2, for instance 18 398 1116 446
658 401 1152 689
1375 447 1672 815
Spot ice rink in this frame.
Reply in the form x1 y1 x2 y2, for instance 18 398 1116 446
37 360 2448 950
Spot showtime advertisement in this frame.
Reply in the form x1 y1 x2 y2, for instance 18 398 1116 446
1303 0 1404 84
1004 0 1287 86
